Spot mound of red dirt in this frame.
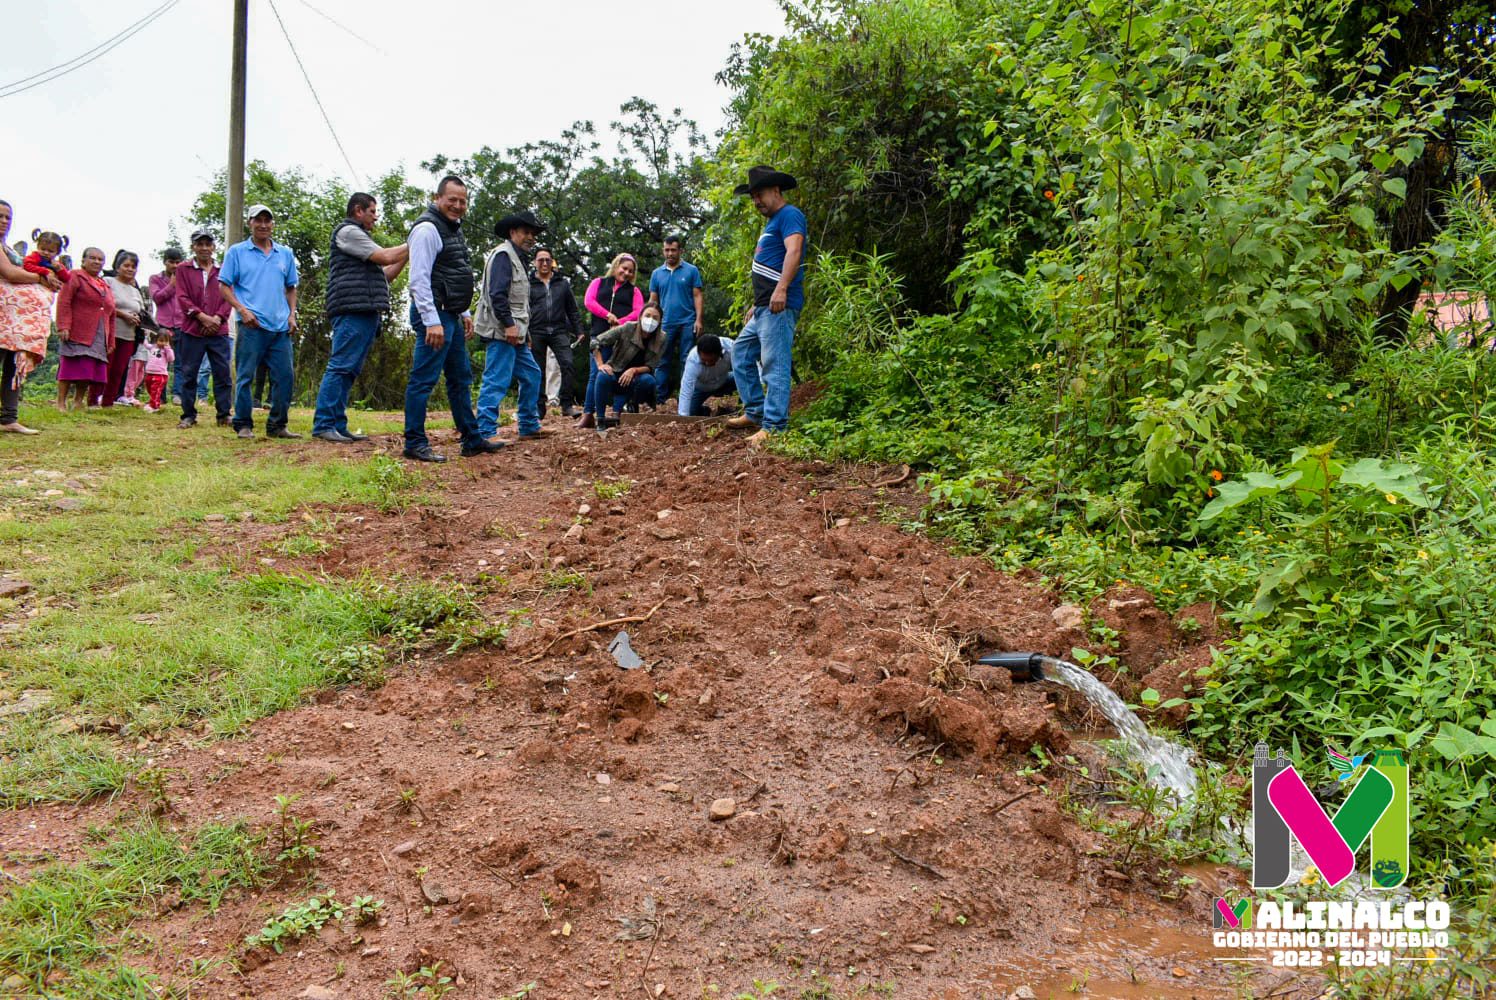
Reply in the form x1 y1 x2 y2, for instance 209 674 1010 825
0 420 1253 998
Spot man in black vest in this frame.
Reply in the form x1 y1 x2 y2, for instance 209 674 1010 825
402 176 501 462
528 248 582 419
312 192 408 443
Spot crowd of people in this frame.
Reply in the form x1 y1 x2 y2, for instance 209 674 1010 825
0 164 806 459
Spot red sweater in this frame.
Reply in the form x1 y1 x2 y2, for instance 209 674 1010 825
22 251 70 283
173 259 233 337
56 271 116 351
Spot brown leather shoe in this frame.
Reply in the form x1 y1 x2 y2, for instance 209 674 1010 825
726 415 759 430
577 412 596 429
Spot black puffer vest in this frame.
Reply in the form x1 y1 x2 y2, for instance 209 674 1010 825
412 207 473 314
325 220 390 317
587 276 636 336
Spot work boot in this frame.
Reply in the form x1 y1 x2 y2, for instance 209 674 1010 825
577 412 596 429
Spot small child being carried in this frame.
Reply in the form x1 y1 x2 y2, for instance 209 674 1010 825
142 331 174 412
22 230 71 283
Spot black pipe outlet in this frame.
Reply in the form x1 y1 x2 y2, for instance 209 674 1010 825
976 651 1046 682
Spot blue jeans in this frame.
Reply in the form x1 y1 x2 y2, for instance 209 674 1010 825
595 368 662 416
686 374 737 416
732 307 798 432
312 312 379 435
176 333 232 422
233 327 294 432
656 323 696 404
403 306 482 452
584 345 612 415
477 336 543 437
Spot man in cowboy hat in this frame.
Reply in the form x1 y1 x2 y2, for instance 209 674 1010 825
475 209 547 443
727 165 807 445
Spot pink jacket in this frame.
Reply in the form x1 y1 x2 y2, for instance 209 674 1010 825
584 277 643 323
144 343 174 375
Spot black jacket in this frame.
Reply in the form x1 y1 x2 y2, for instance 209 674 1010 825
528 273 582 339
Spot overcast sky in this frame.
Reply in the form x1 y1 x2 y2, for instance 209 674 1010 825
4 0 787 269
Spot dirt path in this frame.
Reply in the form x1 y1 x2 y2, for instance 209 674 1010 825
3 420 1297 999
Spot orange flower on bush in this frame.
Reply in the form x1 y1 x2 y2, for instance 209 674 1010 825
1043 189 1055 200
1210 469 1224 481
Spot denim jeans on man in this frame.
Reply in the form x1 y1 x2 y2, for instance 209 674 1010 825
233 327 294 433
595 368 663 416
177 334 232 422
655 323 697 405
477 337 543 438
686 374 737 416
312 312 380 435
403 304 483 452
731 307 798 432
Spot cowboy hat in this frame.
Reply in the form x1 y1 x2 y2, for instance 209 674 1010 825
494 209 547 237
733 165 798 196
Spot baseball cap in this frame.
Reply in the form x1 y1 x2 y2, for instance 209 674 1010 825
246 204 274 220
189 229 215 243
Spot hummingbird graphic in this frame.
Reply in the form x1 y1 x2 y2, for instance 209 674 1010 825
1327 744 1369 782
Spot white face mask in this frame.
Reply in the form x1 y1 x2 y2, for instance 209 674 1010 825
641 317 660 334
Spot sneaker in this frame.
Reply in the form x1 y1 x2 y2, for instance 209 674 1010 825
313 430 354 443
114 396 132 406
726 415 759 429
236 428 254 440
460 439 506 457
267 428 303 439
177 417 196 429
403 445 447 463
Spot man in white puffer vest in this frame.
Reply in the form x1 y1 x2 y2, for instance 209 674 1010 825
475 209 547 443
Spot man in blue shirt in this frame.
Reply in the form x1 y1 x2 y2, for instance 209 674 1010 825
218 204 301 439
727 166 807 445
646 235 705 406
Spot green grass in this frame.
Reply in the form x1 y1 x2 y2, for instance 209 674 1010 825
0 816 267 994
0 406 464 805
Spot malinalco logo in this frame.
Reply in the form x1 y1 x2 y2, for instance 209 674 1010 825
1250 742 1409 890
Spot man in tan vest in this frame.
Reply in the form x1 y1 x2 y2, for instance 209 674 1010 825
475 209 547 442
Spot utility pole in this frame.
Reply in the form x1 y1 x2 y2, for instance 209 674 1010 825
225 0 248 247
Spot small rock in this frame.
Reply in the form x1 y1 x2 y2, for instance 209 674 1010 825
708 798 736 822
1171 967 1188 978
658 783 680 794
340 722 356 731
734 471 750 481
2 975 26 993
40 489 64 497
578 504 592 517
360 947 381 958
0 689 53 719
1110 596 1151 611
1011 988 1038 1000
204 514 228 523
825 663 856 684
561 921 573 937
609 505 625 515
52 497 85 511
64 479 84 490
35 469 64 480
1102 869 1129 882
564 523 585 540
697 688 714 709
1051 604 1085 630
391 840 416 857
907 943 936 954
421 879 454 905
299 987 337 1000
0 578 32 599
834 517 852 528
596 773 612 786
656 509 673 521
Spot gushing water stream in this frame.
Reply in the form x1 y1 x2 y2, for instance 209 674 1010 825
1037 656 1199 804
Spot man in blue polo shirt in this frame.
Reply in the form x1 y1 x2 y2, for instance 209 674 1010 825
646 234 704 406
219 204 301 439
727 166 807 445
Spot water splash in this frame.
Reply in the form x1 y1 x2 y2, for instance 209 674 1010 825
1038 656 1198 804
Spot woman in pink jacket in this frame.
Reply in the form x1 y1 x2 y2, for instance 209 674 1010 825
579 252 644 428
55 247 116 411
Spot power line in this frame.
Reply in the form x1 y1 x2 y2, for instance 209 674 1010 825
296 0 391 57
0 0 181 100
265 0 364 188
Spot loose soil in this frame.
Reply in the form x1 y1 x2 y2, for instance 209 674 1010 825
2 418 1311 999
